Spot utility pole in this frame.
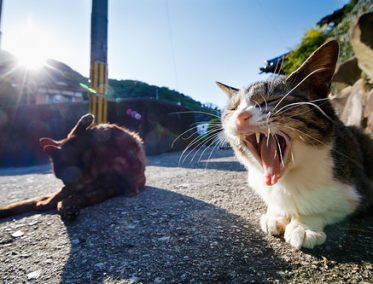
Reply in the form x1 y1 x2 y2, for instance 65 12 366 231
89 0 108 124
0 0 3 49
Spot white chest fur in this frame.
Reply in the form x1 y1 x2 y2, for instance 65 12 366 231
245 140 360 226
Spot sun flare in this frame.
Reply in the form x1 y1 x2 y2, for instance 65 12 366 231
16 48 47 70
8 20 53 70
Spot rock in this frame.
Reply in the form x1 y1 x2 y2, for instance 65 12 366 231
28 221 39 226
129 275 140 283
340 79 366 127
27 270 41 280
333 57 361 85
95 262 105 270
350 12 373 82
71 239 80 245
330 86 352 115
11 230 24 238
158 236 171 242
364 90 373 132
0 234 13 244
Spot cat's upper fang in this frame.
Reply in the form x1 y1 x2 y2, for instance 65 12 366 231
256 132 261 144
243 132 290 179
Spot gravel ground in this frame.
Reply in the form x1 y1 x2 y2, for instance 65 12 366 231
0 148 372 283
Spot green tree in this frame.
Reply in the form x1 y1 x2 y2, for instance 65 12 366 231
282 28 332 75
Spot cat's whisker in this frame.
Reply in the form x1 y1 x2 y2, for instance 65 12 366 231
258 93 269 112
171 125 201 148
265 110 272 127
178 132 210 166
272 67 328 113
180 129 222 165
274 99 329 115
274 101 335 123
273 97 330 117
179 134 209 165
197 135 220 165
291 149 295 165
175 125 222 164
176 125 222 158
172 119 223 150
169 110 221 119
190 131 222 159
282 125 363 169
267 62 277 95
218 134 228 148
274 134 285 167
252 99 263 112
268 56 284 96
185 132 222 165
270 100 335 131
203 138 222 170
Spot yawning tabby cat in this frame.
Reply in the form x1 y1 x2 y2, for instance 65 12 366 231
219 40 373 249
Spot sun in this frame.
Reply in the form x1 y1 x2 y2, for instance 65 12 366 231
16 47 47 70
9 20 51 70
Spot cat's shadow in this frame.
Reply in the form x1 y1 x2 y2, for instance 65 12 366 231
60 186 286 283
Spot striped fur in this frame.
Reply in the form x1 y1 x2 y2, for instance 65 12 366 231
219 40 373 249
0 114 146 221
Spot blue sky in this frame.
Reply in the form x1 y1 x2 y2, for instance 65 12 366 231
2 0 348 107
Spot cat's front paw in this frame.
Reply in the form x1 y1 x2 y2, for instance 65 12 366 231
284 221 326 249
260 214 289 236
57 198 80 222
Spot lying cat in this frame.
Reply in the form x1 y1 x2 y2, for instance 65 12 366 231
0 114 146 221
218 40 373 249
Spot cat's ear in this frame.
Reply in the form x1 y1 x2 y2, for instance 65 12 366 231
216 81 239 97
39 138 60 149
286 40 339 96
69 113 95 137
43 145 61 158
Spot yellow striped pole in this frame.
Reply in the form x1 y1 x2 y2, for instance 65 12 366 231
103 64 109 122
89 62 108 124
89 0 108 124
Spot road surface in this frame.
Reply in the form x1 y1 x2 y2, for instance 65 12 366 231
0 149 372 283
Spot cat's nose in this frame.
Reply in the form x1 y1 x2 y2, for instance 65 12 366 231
236 111 252 127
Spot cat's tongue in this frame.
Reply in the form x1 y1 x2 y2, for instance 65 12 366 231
260 136 281 186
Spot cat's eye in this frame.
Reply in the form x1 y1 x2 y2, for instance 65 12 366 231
228 100 239 111
253 97 279 108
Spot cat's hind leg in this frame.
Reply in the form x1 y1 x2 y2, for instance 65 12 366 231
284 215 326 249
0 187 70 218
57 174 138 221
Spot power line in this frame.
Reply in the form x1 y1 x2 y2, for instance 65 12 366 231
0 0 3 49
165 0 179 90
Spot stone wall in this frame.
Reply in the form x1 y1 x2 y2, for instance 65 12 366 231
331 10 373 134
0 99 195 167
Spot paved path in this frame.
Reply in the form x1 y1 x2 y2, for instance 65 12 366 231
0 149 372 283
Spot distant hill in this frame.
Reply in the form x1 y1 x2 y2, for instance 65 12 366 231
108 79 219 121
0 51 219 121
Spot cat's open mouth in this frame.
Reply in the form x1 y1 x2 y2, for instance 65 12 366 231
243 132 290 186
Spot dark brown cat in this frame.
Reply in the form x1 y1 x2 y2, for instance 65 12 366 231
0 114 146 221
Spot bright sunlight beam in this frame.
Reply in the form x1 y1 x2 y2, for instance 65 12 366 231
8 19 53 70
